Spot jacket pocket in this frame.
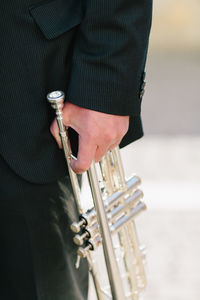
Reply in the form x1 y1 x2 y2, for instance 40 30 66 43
29 0 83 40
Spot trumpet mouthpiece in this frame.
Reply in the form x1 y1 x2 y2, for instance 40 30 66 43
47 90 65 105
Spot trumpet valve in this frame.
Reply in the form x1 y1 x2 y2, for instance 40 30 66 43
73 231 90 246
77 235 102 258
70 213 89 233
73 222 99 246
70 219 86 233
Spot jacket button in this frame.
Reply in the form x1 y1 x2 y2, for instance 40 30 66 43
139 71 146 100
141 81 146 90
140 89 145 99
142 71 146 81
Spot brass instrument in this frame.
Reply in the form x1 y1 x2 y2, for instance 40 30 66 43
47 91 147 300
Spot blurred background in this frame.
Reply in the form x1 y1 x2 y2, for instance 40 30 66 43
121 0 200 299
88 1 200 299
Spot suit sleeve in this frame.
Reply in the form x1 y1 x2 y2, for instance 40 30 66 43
67 0 152 116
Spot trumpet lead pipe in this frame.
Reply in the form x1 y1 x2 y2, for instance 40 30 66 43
88 162 126 300
47 91 83 213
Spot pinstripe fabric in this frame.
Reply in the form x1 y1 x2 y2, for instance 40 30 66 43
0 155 88 300
0 0 152 183
67 0 152 115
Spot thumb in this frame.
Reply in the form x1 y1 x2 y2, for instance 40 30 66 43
50 118 62 149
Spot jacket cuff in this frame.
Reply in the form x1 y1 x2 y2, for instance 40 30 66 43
67 69 147 116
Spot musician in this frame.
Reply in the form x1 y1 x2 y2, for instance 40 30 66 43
0 0 152 299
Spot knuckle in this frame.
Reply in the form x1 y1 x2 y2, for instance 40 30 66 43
104 130 115 143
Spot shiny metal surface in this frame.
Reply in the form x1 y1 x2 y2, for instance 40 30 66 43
47 90 147 300
47 91 83 213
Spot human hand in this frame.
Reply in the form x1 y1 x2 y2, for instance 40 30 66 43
50 102 129 174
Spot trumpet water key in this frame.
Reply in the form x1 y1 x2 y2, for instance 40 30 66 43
47 90 147 300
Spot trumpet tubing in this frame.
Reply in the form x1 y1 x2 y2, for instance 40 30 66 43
47 91 147 300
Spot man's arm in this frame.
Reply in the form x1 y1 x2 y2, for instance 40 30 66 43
50 103 129 173
51 0 152 173
67 0 152 116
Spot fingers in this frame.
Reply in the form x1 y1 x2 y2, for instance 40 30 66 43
94 144 109 162
108 138 122 151
49 102 129 173
71 140 121 173
70 135 97 174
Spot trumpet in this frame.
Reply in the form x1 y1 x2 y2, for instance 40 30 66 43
47 91 147 300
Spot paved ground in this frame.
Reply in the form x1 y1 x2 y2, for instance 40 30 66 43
122 136 200 300
138 210 200 300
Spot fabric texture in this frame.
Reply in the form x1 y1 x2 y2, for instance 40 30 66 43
0 155 88 300
0 0 152 184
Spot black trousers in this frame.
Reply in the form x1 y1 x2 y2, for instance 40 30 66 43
0 155 88 300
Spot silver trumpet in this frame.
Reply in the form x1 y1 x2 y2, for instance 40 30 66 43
47 91 147 300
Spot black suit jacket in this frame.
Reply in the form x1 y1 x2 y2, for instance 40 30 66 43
0 0 152 183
